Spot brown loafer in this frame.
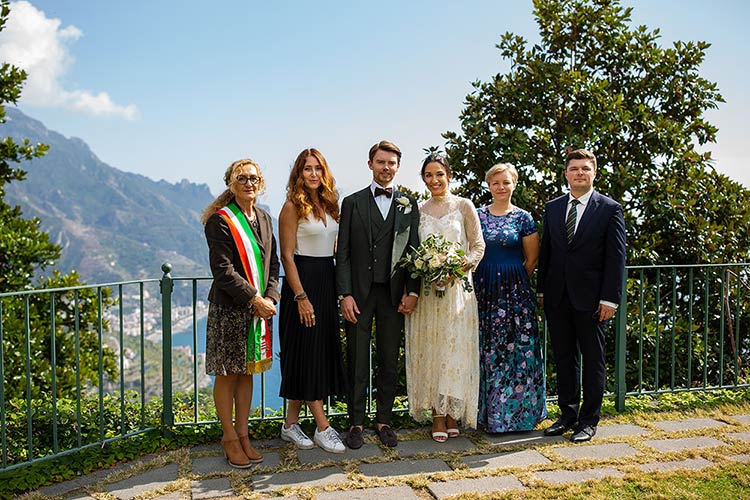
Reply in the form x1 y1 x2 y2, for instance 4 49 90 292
376 425 398 448
345 426 364 449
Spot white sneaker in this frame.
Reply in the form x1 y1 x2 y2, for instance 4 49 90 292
280 423 314 449
314 426 346 453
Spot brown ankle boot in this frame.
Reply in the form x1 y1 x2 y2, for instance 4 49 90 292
237 435 264 463
221 437 251 468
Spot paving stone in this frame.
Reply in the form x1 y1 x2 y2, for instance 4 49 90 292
484 430 566 447
727 432 750 442
533 467 624 485
190 443 222 454
192 477 234 499
40 463 126 497
253 437 286 448
728 454 750 463
553 442 640 461
252 466 347 492
396 436 476 457
427 475 525 499
103 464 179 500
63 493 98 500
643 436 726 453
152 492 181 500
638 457 714 472
39 479 88 497
729 414 750 426
596 424 650 439
653 418 727 432
359 458 451 477
191 452 281 474
461 449 551 470
315 485 419 499
197 438 284 454
298 443 383 464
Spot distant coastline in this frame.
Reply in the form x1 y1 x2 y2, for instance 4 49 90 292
172 315 284 413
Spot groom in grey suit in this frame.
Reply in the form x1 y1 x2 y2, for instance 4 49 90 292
336 140 420 449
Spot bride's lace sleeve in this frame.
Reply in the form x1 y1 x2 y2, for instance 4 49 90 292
459 197 485 267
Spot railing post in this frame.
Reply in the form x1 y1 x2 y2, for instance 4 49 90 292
160 263 174 431
614 269 628 412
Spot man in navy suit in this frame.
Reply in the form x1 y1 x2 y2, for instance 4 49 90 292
537 148 626 442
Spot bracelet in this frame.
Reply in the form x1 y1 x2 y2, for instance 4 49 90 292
294 291 307 302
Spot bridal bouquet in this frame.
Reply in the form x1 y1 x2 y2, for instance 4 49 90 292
398 233 472 298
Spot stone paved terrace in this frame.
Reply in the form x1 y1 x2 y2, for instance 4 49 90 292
32 412 750 500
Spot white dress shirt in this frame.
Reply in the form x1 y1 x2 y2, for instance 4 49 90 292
567 188 593 234
370 180 394 219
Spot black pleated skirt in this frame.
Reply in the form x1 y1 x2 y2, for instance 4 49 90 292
278 255 347 401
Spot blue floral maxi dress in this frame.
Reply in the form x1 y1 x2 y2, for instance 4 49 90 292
474 206 547 432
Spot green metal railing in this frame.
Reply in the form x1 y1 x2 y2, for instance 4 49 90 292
0 262 747 471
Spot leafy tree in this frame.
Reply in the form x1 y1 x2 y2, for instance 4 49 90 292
0 0 116 398
444 0 750 265
443 0 750 391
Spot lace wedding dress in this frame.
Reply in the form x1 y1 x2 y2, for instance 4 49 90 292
405 194 485 427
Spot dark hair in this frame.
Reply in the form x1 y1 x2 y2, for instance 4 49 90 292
565 148 597 170
420 152 452 179
368 140 402 161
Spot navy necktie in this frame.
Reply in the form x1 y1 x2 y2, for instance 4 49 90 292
566 199 580 243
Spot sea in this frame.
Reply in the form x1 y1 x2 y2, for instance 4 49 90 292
172 315 284 412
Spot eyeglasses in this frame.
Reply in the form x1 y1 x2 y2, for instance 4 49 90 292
235 175 260 186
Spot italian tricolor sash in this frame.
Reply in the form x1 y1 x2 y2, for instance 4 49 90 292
217 202 272 374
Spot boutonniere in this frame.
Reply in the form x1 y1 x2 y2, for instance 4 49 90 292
396 196 412 214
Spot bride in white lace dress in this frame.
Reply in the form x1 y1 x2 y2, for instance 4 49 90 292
405 153 485 441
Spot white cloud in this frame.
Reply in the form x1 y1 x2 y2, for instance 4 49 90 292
0 1 137 120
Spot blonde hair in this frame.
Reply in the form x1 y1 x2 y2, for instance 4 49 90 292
286 148 340 221
485 163 518 184
201 159 266 225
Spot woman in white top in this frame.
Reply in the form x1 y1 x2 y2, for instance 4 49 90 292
278 148 346 453
405 152 485 442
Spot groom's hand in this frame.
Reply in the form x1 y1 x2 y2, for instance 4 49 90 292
340 295 360 324
398 294 418 315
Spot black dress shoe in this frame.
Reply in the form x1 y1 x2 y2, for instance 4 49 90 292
571 425 597 443
543 419 575 436
345 426 364 449
375 425 398 447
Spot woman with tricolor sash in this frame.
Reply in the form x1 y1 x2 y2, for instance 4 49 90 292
201 159 280 468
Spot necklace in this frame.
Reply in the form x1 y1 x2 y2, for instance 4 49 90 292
242 208 259 229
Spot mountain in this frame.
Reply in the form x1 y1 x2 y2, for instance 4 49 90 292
3 107 215 283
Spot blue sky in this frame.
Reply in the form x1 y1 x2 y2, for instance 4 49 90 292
2 0 748 214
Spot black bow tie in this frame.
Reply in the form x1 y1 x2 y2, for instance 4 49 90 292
374 186 393 198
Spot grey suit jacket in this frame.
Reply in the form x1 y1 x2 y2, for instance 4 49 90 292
336 187 420 306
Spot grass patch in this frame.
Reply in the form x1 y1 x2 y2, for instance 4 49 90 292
487 462 750 500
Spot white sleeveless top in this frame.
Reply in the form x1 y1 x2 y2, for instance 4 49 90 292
296 212 338 257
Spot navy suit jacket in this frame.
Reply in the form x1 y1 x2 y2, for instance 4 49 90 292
537 190 626 311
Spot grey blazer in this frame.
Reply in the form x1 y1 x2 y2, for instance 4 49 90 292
336 187 420 306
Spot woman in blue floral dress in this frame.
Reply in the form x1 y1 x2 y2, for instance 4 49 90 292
474 163 547 433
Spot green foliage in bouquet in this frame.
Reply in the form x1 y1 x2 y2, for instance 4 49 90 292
398 233 472 297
